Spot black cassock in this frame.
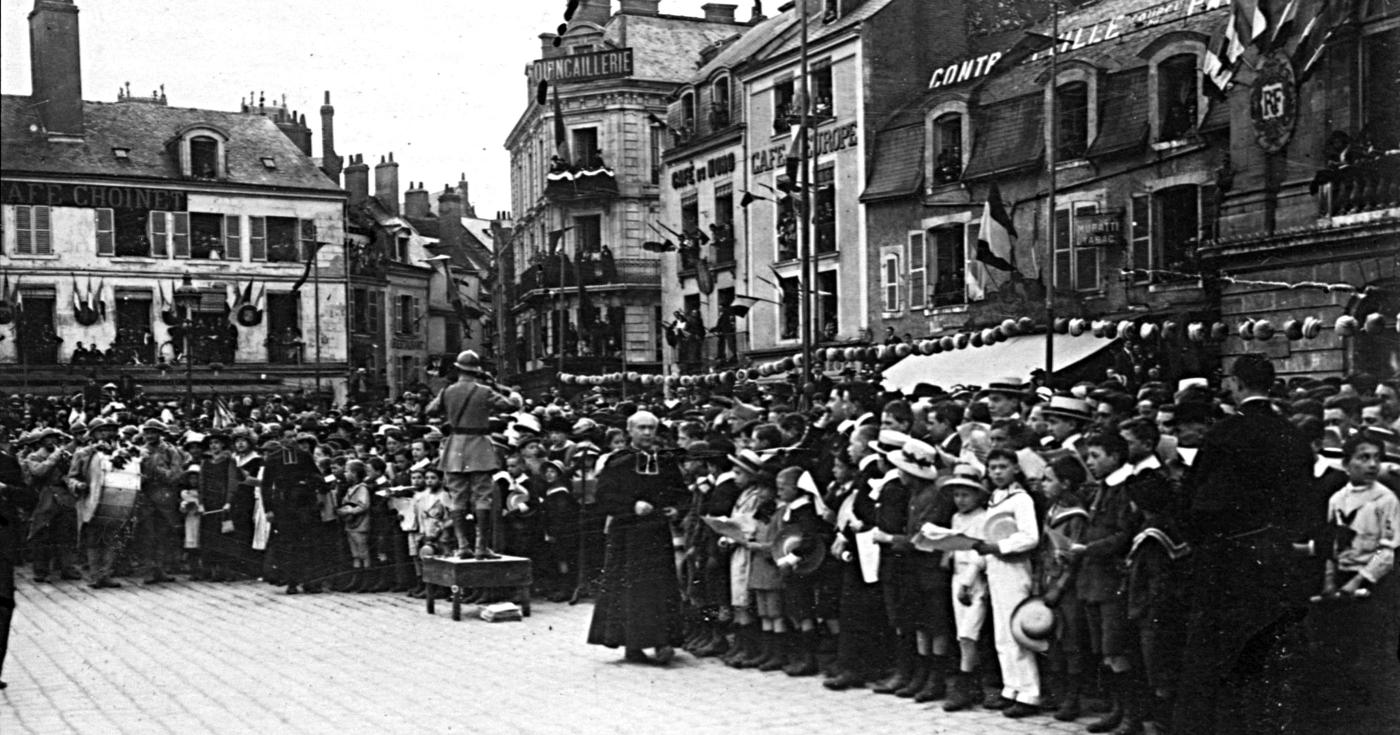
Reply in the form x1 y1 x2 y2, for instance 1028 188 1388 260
263 446 336 586
587 447 687 651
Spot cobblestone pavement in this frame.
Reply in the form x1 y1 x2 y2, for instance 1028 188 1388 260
2 577 1089 735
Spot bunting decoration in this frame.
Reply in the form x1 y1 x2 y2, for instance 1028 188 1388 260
74 274 101 326
212 395 238 430
291 242 325 292
230 279 263 328
0 271 16 326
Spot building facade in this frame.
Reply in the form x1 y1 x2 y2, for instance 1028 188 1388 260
503 0 748 393
1 0 349 398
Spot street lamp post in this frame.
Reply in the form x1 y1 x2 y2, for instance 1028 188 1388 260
173 272 201 413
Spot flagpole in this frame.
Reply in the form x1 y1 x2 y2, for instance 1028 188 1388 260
798 0 813 407
314 237 322 403
1045 0 1059 380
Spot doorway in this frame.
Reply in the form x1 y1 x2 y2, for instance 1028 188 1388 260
266 292 302 364
16 295 58 364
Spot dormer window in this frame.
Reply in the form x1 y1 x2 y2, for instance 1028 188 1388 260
710 76 731 128
1057 81 1090 160
260 156 278 170
112 146 131 160
1158 54 1199 141
680 91 696 137
175 124 230 180
772 77 794 134
932 113 964 184
190 136 220 179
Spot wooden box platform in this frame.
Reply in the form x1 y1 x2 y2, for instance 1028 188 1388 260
421 555 533 621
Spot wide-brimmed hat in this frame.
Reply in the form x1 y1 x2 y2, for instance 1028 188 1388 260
977 378 1032 400
771 526 826 576
34 427 72 443
683 440 728 461
141 418 172 434
511 413 542 436
868 429 912 455
1010 597 1057 653
1040 395 1093 423
571 417 599 438
182 431 207 446
728 448 772 478
505 487 534 515
453 349 485 374
886 438 941 481
294 432 318 447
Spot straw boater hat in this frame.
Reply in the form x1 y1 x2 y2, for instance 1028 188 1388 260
977 378 1032 400
886 438 942 481
141 418 172 435
1040 395 1093 423
728 448 772 478
1010 597 1057 653
868 429 912 455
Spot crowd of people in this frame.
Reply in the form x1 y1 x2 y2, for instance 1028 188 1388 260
1 349 1397 734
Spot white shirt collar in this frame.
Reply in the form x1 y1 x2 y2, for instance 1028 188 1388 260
1177 446 1197 466
1132 455 1162 475
859 453 881 471
1062 433 1083 450
1104 463 1134 487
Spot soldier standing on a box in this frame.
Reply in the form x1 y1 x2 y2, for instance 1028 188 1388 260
426 350 521 560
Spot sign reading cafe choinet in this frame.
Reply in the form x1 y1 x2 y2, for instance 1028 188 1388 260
529 48 634 86
2 180 188 211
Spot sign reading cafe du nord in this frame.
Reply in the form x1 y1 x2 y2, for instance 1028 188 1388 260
530 48 634 86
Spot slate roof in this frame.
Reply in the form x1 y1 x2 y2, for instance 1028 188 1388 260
860 123 924 202
1086 67 1149 158
759 0 901 62
0 96 341 192
962 93 1044 179
693 9 802 80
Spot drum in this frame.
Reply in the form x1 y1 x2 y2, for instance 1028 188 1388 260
91 467 142 531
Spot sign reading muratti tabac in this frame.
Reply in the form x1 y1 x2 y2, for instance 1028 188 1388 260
530 48 634 86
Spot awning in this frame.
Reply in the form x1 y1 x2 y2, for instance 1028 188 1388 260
882 333 1115 392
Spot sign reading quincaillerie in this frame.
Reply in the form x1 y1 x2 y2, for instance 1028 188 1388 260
530 48 634 86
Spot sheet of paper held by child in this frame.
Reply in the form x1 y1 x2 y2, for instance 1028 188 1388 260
912 523 981 552
703 515 757 544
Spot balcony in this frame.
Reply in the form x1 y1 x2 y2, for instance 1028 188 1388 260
671 330 750 374
515 257 660 300
545 159 619 203
1312 152 1400 219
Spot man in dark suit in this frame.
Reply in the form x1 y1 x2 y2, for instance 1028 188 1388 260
1 431 36 689
1174 354 1315 735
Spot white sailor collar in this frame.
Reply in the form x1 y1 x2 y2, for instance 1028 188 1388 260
1104 463 1133 487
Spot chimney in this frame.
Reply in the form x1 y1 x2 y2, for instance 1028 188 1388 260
344 154 369 210
438 186 465 250
575 0 612 25
275 112 312 156
404 181 431 219
618 0 659 15
319 91 342 183
457 174 476 218
750 1 766 23
28 0 84 137
374 153 400 215
701 3 737 22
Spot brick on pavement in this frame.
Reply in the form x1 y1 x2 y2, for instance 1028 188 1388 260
1 578 1086 735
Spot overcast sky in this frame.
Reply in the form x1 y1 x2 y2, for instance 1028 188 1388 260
1 0 727 217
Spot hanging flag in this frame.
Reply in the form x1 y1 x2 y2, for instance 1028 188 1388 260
552 86 571 167
1267 0 1299 50
1291 0 1349 82
975 184 1017 272
729 295 762 319
1203 28 1234 98
784 125 804 183
1235 0 1268 45
290 242 325 292
547 226 570 253
212 395 237 430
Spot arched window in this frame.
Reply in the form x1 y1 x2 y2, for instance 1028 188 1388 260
932 112 964 184
710 76 731 128
1158 53 1199 141
189 136 220 179
680 91 696 137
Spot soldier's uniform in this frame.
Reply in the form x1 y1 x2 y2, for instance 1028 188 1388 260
427 350 519 558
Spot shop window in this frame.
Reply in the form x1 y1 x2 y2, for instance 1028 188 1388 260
908 232 926 310
1053 202 1100 292
812 64 834 118
779 275 800 340
188 212 224 259
814 164 836 254
882 253 901 312
13 205 52 255
773 78 794 134
1058 81 1090 160
929 224 967 307
932 113 964 184
1158 54 1199 142
817 271 838 341
189 136 220 179
95 208 114 255
713 187 735 263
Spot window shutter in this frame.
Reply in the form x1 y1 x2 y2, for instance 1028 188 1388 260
300 219 317 262
908 232 926 310
96 208 115 255
1073 203 1099 291
412 296 422 335
1130 194 1150 281
249 216 266 260
882 255 899 312
32 205 51 255
16 206 32 255
224 215 241 260
172 212 190 258
150 211 168 257
1198 184 1219 246
369 291 381 331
